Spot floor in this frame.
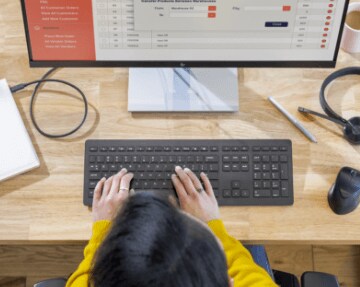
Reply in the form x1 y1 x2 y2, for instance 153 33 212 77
0 244 359 287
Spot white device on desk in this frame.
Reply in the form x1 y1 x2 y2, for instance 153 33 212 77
0 79 39 182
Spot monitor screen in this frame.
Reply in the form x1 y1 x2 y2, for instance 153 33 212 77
21 0 349 67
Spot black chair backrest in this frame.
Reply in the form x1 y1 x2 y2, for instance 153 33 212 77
33 278 66 287
301 272 340 287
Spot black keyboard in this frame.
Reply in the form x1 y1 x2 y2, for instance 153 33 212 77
84 139 293 206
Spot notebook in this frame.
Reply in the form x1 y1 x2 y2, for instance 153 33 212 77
0 79 40 182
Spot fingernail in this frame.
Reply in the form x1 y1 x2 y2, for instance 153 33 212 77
175 166 182 170
171 174 176 178
101 177 106 181
122 168 128 173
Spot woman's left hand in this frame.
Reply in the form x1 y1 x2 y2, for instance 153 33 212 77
92 168 134 222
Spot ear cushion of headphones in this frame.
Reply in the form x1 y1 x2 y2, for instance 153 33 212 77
320 67 360 126
344 117 360 144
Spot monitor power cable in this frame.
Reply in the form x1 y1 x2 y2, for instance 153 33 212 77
10 68 88 139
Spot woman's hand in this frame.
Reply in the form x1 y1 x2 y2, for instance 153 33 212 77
92 168 134 222
172 166 220 223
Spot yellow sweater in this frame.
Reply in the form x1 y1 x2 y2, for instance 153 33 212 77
66 219 276 287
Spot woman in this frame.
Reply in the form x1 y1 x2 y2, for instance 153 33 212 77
66 167 276 287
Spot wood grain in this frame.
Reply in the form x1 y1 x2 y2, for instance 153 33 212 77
0 0 360 244
0 277 25 287
313 245 360 287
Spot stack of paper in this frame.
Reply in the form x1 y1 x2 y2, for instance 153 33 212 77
0 79 40 182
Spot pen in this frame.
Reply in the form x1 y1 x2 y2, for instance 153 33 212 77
268 96 317 143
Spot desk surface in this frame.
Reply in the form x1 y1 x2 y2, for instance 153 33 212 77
1 0 360 245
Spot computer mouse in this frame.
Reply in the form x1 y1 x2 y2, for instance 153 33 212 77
328 167 360 215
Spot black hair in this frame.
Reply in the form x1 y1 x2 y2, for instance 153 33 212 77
90 192 229 287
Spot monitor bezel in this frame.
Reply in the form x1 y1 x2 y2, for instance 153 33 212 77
20 0 349 69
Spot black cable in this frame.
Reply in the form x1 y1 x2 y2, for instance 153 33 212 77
10 68 88 138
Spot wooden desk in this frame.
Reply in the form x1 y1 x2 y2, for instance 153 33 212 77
1 0 360 245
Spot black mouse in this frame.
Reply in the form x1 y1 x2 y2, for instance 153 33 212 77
328 167 360 215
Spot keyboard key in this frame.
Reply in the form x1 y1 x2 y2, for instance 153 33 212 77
222 146 231 152
100 147 108 152
281 181 289 197
89 164 100 172
232 181 240 188
262 164 270 171
97 156 105 163
222 156 231 162
272 181 280 189
272 190 280 197
223 190 231 198
262 172 270 180
271 163 279 171
253 155 261 162
223 164 231 172
271 172 280 180
105 156 113 163
205 156 219 162
263 181 271 189
254 164 261 171
280 164 288 179
89 181 97 188
271 155 279 162
254 181 261 189
231 164 240 171
254 190 271 197
241 190 250 197
232 156 240 162
110 164 117 171
89 147 98 152
101 164 108 171
280 155 288 162
89 173 101 180
262 155 270 162
209 164 219 172
241 164 249 171
240 155 249 162
254 172 261 180
211 146 218 152
232 189 241 197
89 156 96 163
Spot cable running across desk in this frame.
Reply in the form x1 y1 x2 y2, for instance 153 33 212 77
10 68 88 138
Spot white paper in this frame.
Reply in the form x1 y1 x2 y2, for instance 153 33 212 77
0 79 40 181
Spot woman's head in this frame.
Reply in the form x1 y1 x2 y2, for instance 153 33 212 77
90 192 229 287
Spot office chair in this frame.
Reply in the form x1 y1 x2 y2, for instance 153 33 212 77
33 271 340 287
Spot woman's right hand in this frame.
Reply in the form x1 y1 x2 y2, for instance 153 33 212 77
171 166 220 223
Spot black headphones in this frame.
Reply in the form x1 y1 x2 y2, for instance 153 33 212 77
298 67 360 144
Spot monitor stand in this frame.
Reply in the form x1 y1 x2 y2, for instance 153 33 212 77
128 68 239 112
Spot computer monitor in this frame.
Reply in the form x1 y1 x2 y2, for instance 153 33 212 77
20 0 349 112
